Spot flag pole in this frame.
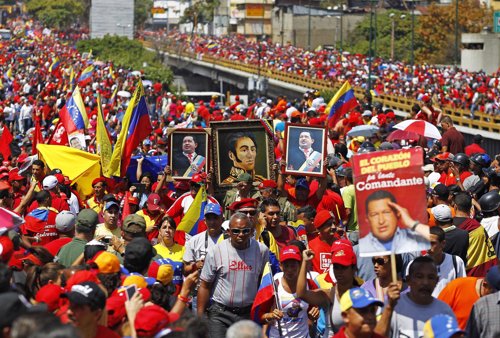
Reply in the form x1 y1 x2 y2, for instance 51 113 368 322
270 264 284 338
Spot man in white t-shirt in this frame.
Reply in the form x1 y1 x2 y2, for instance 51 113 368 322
382 256 456 338
406 226 466 297
198 212 269 338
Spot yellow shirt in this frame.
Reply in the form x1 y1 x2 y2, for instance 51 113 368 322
154 243 185 260
94 223 121 239
136 210 163 232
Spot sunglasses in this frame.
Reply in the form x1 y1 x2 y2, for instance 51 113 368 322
230 228 252 235
372 258 388 266
240 209 257 216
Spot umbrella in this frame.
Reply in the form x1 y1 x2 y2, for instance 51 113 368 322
93 60 105 66
347 125 379 138
131 70 142 76
393 119 441 139
117 90 131 98
142 80 152 87
386 129 420 142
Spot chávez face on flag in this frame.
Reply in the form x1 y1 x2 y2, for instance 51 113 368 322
353 148 430 257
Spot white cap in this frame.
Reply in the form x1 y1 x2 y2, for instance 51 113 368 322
42 175 58 190
55 210 77 233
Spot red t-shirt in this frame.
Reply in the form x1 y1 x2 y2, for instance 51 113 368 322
95 325 120 338
333 326 385 338
44 237 72 256
273 225 297 250
465 143 486 156
309 236 332 274
21 208 59 246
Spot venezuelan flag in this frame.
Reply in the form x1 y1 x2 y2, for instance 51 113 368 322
59 86 88 135
109 86 118 108
96 93 113 177
176 186 207 236
78 65 94 86
109 64 117 80
108 80 152 177
326 81 359 127
250 262 275 323
4 67 12 81
49 57 60 73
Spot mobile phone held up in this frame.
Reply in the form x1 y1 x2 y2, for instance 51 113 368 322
125 284 137 300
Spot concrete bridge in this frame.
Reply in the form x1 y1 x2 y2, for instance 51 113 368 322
144 39 500 155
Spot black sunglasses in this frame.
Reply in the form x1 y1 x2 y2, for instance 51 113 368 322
372 258 388 266
230 228 252 235
240 209 257 216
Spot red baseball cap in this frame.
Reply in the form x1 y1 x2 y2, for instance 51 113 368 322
432 152 454 162
146 193 161 212
258 180 278 189
134 305 179 337
280 245 302 263
106 294 127 328
314 210 334 229
228 198 259 211
35 284 63 312
330 239 356 266
191 173 207 184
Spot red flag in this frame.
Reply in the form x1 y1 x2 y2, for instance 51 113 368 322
0 125 12 159
47 121 69 146
32 118 43 155
122 191 132 221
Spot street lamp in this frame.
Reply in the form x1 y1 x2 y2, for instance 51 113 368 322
455 0 459 65
116 23 131 37
368 0 375 90
307 0 312 50
389 13 406 60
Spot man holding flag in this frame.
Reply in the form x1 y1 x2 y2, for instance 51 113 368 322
198 212 269 338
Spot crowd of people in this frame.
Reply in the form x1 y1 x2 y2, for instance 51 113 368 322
143 29 500 117
0 16 499 338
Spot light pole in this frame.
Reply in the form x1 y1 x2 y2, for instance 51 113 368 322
411 3 415 66
389 13 406 60
368 0 375 90
455 0 459 65
307 0 312 50
116 23 131 37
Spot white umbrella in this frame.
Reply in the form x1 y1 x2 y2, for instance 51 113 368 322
347 125 379 138
117 90 131 98
131 70 142 76
142 80 152 87
393 119 441 139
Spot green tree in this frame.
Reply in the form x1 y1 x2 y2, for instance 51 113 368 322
418 0 491 64
77 35 173 84
349 10 422 63
135 0 153 29
180 0 220 34
26 0 84 29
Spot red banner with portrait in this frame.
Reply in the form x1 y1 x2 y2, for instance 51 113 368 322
352 148 429 257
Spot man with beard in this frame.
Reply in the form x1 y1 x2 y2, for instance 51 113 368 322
385 256 456 338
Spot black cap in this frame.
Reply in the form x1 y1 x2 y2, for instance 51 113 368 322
62 282 106 309
124 238 156 271
0 292 46 328
431 184 450 200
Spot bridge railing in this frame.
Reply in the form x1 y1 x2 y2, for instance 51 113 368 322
143 39 500 133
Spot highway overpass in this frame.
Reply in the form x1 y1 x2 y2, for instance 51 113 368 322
144 40 500 155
